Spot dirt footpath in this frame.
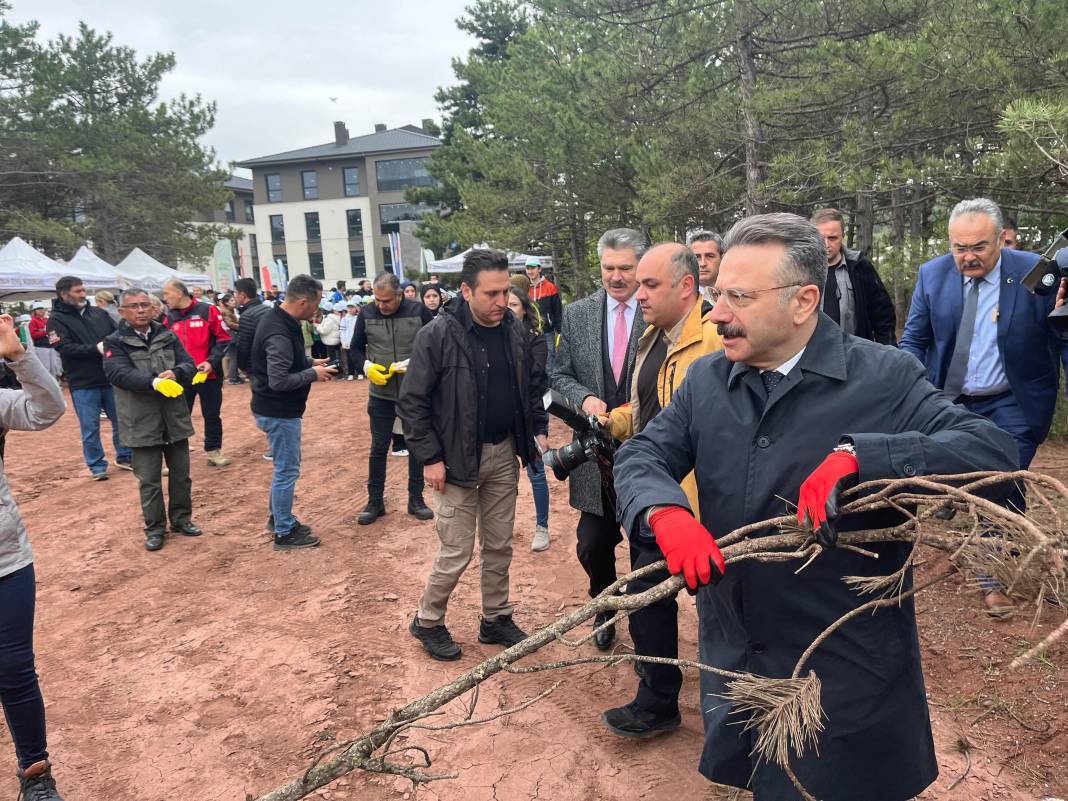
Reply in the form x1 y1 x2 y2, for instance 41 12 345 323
3 378 1066 801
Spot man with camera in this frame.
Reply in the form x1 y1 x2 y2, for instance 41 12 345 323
350 272 435 525
614 213 1017 801
552 228 648 650
399 249 548 661
591 242 722 738
899 197 1064 615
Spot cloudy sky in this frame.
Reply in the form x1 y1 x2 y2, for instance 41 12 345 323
8 0 476 174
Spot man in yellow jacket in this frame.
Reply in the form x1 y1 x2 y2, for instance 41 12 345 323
599 242 723 739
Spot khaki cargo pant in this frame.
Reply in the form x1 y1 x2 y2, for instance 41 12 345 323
417 437 519 626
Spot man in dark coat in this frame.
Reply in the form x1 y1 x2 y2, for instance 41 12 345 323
102 288 201 552
551 228 648 650
47 275 132 479
811 208 897 344
613 213 1018 801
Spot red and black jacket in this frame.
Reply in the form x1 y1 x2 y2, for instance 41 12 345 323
164 300 231 379
529 278 563 333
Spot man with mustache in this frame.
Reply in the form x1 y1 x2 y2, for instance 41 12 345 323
614 212 1017 800
900 197 1064 616
552 228 647 650
598 242 722 738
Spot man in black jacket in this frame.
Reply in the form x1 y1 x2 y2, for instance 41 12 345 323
399 249 548 661
102 288 201 551
250 274 337 550
47 276 132 479
350 272 435 525
811 208 897 345
233 278 271 372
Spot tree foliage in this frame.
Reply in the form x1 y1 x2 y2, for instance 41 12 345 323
0 5 231 263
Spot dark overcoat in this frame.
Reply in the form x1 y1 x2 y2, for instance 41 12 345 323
551 288 646 516
614 314 1018 801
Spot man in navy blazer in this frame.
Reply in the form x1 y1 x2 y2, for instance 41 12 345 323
900 197 1064 612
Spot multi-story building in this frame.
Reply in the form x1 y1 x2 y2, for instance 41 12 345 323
179 175 258 286
235 121 440 287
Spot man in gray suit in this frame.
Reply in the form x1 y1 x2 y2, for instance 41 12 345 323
552 228 648 650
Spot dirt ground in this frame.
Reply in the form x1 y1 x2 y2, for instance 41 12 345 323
3 377 1067 801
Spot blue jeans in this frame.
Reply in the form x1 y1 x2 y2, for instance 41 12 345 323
526 461 549 528
71 386 131 475
0 564 48 769
255 415 302 537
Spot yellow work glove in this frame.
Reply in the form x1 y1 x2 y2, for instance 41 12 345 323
365 363 394 386
152 377 184 398
192 371 208 385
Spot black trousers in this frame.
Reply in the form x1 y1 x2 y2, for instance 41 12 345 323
185 376 223 451
576 505 623 598
628 536 682 714
367 395 423 501
131 439 193 535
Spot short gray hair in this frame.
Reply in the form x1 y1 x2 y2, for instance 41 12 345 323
119 288 149 304
723 213 827 295
949 198 1003 232
667 245 699 287
163 278 191 298
373 271 401 293
686 229 724 252
597 227 648 261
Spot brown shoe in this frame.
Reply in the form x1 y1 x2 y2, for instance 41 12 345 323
206 449 231 467
17 759 64 800
984 590 1015 619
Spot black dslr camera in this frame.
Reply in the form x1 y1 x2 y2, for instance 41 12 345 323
1021 228 1068 330
541 389 617 480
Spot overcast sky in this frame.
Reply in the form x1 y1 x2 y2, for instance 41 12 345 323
8 0 476 175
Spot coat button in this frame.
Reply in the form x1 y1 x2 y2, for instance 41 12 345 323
903 464 916 476
756 436 771 449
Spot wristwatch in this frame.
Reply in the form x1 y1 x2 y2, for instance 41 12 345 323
833 437 856 456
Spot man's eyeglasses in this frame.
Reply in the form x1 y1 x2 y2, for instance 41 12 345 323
950 241 993 256
708 283 803 310
121 302 153 310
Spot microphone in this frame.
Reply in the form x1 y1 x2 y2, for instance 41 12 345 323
1021 228 1068 295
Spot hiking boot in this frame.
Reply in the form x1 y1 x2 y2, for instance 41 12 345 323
206 449 232 467
273 528 321 551
478 614 528 647
145 531 165 551
17 759 64 801
267 515 310 536
358 500 385 526
408 497 434 521
602 701 681 739
531 525 551 552
409 616 461 661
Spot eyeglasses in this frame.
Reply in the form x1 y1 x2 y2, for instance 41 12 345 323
121 302 152 310
950 241 993 256
708 283 803 310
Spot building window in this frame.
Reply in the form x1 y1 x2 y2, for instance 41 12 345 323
249 233 258 266
244 201 254 224
270 214 285 243
375 157 433 192
266 173 282 203
382 245 393 270
301 170 318 200
378 202 434 234
305 212 321 241
346 209 363 238
230 239 240 265
224 200 235 222
343 166 360 197
309 252 325 279
350 251 366 278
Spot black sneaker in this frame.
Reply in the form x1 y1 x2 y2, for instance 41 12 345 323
17 759 64 800
145 531 164 551
601 701 681 739
407 497 434 521
478 614 528 647
409 615 462 661
273 528 321 551
266 515 309 535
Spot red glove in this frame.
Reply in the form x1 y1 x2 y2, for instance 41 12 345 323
649 506 725 591
797 450 859 548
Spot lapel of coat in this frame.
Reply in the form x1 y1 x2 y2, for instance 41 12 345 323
996 253 1019 343
589 288 607 399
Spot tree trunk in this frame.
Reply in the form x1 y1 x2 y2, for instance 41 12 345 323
855 190 874 255
735 1 763 215
890 186 907 329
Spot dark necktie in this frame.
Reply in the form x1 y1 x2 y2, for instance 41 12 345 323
943 278 981 399
761 370 784 397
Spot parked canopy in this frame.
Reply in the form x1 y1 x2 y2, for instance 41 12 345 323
116 248 213 292
0 238 66 299
428 247 554 274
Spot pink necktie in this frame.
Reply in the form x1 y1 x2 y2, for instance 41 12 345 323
611 303 628 384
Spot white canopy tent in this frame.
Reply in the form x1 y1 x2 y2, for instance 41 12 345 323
428 247 554 274
61 247 124 292
0 238 67 299
116 248 213 292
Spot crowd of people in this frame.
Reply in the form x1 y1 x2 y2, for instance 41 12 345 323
0 197 1061 800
